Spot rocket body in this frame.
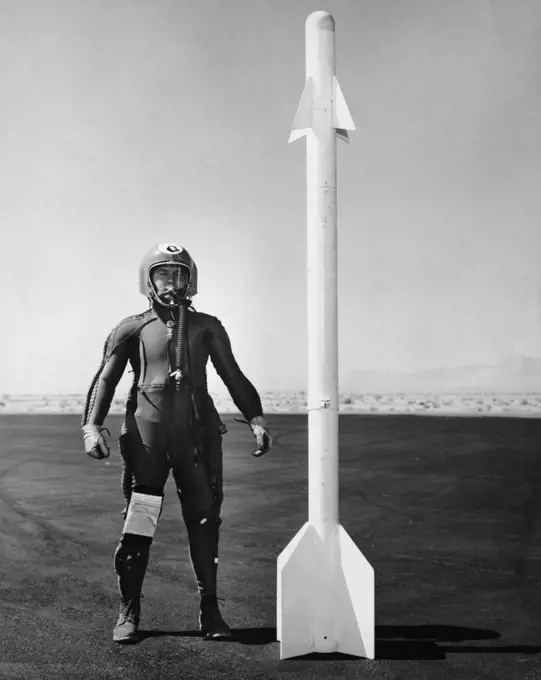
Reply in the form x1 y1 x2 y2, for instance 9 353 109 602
277 11 375 660
306 11 340 541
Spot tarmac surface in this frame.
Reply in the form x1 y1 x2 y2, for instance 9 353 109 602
0 413 540 679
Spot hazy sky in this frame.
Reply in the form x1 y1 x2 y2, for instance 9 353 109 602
1 0 541 394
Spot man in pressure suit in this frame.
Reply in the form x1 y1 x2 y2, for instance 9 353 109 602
81 242 272 644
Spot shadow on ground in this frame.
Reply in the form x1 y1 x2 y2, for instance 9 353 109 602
138 624 541 661
374 624 541 661
137 626 278 644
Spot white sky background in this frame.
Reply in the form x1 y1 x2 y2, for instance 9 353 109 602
1 0 541 394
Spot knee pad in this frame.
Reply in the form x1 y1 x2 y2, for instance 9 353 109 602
122 487 164 539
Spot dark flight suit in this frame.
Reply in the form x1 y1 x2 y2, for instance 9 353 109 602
81 302 263 600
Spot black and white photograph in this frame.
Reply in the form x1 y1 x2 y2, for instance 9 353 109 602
1 1 540 678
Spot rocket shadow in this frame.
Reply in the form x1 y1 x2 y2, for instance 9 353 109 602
279 625 541 661
373 624 540 661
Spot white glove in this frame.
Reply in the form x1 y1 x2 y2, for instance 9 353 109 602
82 424 111 460
249 416 272 457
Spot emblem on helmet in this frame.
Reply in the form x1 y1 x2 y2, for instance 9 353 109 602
158 243 183 254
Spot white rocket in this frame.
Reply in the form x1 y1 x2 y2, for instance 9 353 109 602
276 11 375 660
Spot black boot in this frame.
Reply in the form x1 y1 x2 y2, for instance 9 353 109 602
185 515 231 639
113 536 151 644
113 596 141 643
199 594 232 640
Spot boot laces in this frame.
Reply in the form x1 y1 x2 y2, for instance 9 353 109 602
119 594 143 624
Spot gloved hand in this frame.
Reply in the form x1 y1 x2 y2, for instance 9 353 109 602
249 416 272 457
82 424 111 460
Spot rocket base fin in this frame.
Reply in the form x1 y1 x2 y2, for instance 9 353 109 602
277 522 375 660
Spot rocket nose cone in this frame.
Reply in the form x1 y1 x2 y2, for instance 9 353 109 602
306 10 335 32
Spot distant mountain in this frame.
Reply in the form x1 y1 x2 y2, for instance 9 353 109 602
343 355 541 394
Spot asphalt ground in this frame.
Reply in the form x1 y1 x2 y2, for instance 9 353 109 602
0 413 540 679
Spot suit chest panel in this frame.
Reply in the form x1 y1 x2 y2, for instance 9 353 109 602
137 317 209 371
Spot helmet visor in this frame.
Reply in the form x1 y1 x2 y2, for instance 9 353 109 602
150 263 190 304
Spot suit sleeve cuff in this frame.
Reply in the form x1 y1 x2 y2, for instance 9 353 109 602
249 415 268 430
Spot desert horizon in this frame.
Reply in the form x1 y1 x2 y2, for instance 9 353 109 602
1 391 540 418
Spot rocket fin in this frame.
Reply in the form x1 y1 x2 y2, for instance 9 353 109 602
277 521 375 659
333 76 355 143
288 78 314 143
335 524 375 658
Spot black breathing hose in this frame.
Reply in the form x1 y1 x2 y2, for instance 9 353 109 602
174 300 187 389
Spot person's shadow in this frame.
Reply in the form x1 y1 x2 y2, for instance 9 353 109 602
137 624 541 660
